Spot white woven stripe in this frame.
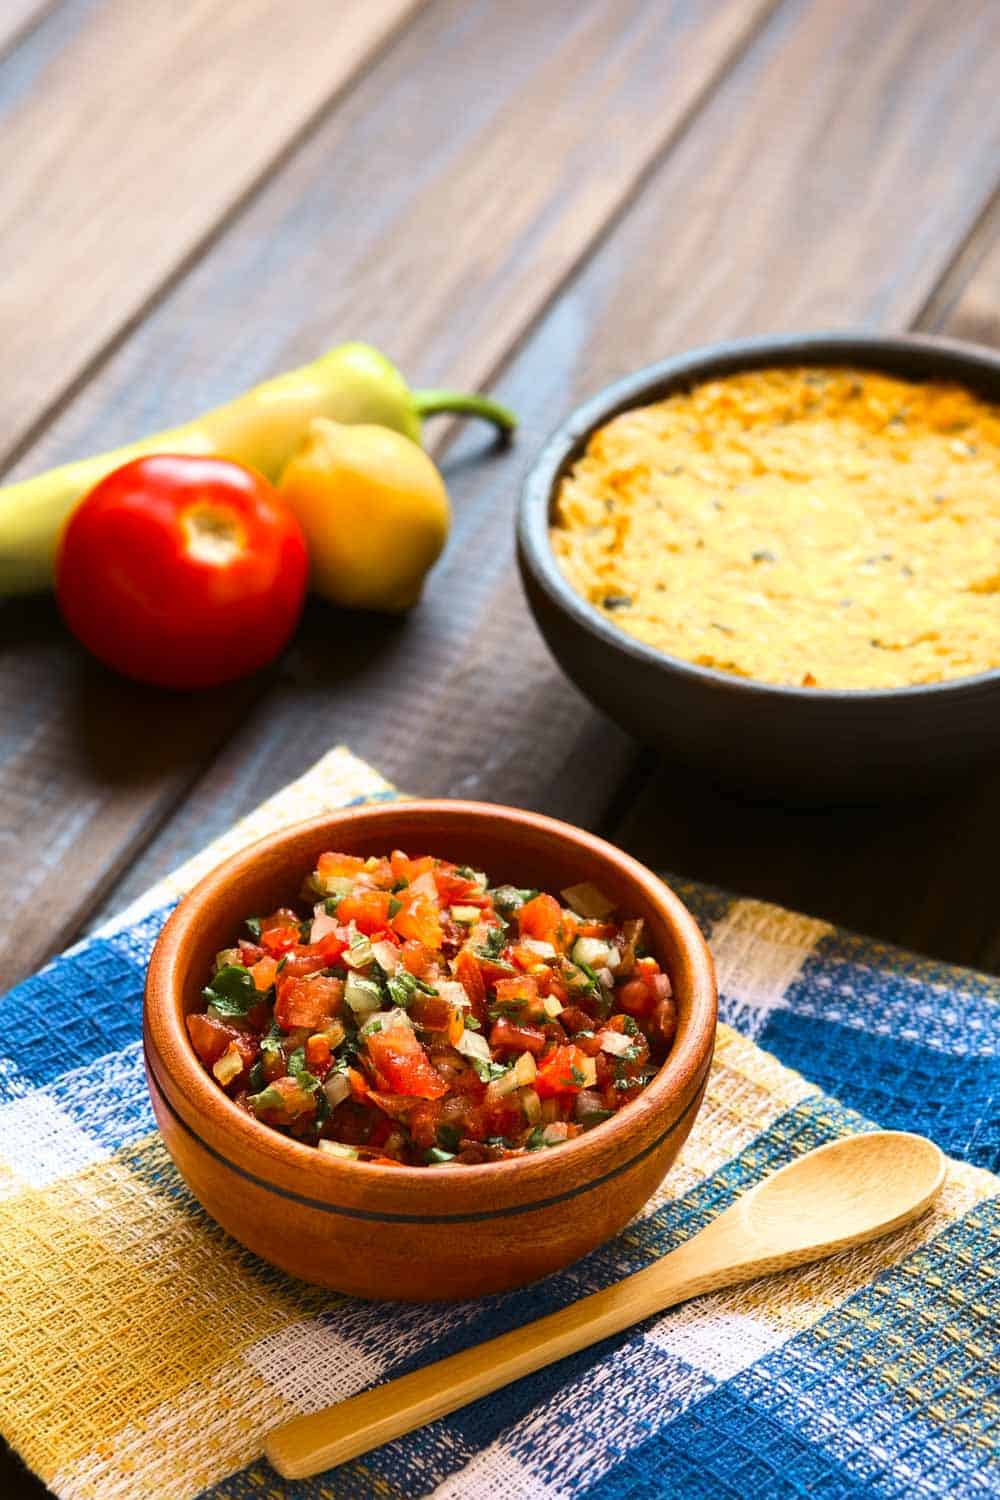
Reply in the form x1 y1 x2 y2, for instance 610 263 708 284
241 1318 385 1413
0 1091 108 1193
434 1449 564 1500
48 1354 290 1500
709 899 832 1037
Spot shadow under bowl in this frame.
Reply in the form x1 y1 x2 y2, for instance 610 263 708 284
144 799 717 1300
517 331 1000 801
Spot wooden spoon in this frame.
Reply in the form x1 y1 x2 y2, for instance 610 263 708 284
265 1130 944 1479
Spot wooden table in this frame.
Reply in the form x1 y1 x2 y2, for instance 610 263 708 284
1 1 998 1490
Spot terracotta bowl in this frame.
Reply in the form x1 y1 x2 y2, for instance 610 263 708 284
143 800 717 1300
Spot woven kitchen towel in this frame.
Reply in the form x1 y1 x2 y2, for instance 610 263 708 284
0 746 997 1500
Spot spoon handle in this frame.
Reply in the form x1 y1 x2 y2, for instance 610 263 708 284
264 1234 742 1480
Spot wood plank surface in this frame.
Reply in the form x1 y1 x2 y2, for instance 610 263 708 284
0 0 422 465
93 0 1000 978
0 0 777 989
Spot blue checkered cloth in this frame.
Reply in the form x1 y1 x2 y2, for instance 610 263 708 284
0 749 997 1500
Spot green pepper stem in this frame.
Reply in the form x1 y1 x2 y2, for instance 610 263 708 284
413 389 517 437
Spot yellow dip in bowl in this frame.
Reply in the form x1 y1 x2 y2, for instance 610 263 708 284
550 367 1000 690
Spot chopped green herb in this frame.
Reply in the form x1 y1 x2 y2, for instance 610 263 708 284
248 1085 285 1113
391 878 409 893
475 925 508 960
247 1059 265 1093
202 964 257 1017
569 1065 587 1087
489 885 539 918
464 1016 482 1030
425 1147 456 1164
245 916 262 941
471 1057 513 1083
386 972 418 1008
387 896 403 919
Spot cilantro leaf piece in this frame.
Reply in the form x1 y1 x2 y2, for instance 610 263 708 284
245 916 262 941
202 964 258 1017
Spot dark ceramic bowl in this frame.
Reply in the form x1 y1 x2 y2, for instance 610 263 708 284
517 332 1000 799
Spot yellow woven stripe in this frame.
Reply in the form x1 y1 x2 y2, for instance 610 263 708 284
0 1133 336 1481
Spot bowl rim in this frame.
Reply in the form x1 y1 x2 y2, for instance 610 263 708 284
517 328 1000 704
144 798 717 1207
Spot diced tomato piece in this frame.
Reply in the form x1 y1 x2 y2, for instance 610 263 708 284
409 994 455 1031
365 1028 447 1099
390 851 435 884
239 940 265 966
317 852 365 882
254 1074 316 1122
261 924 301 955
337 889 393 934
250 956 278 991
398 939 433 978
275 974 343 1030
368 1093 442 1149
617 977 657 1019
489 1017 546 1055
304 1034 333 1077
454 949 486 1019
535 1043 590 1098
533 968 570 1004
517 893 564 946
392 895 443 950
494 975 539 1007
187 1013 258 1070
433 866 482 904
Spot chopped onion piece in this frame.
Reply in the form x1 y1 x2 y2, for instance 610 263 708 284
323 1018 346 1049
607 948 621 971
344 972 381 1015
407 871 438 900
599 1030 633 1057
370 939 399 974
455 1027 491 1062
322 1071 352 1108
542 995 564 1018
436 979 470 1010
514 1051 537 1086
542 1121 571 1144
522 938 557 959
573 936 612 968
309 911 340 944
597 967 615 991
318 1137 358 1158
212 1043 243 1086
561 881 616 919
486 1068 520 1101
521 1086 542 1124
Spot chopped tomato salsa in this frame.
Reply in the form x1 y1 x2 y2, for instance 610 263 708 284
189 856 677 1165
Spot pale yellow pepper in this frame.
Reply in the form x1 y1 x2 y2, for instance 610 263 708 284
278 419 451 611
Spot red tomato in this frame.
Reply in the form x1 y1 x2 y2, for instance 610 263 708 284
535 1044 590 1098
275 974 342 1030
365 1028 447 1099
55 455 308 689
337 889 393 934
392 895 443 949
517 893 564 946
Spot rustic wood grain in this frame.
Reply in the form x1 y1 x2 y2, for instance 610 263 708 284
0 0 423 466
94 0 1000 982
0 0 777 989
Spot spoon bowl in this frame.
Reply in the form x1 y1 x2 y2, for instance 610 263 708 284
741 1130 946 1252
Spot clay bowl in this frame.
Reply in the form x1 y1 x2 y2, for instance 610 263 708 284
144 799 717 1300
517 330 1000 800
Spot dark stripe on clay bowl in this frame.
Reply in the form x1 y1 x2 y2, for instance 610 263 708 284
145 1041 712 1225
516 331 1000 801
